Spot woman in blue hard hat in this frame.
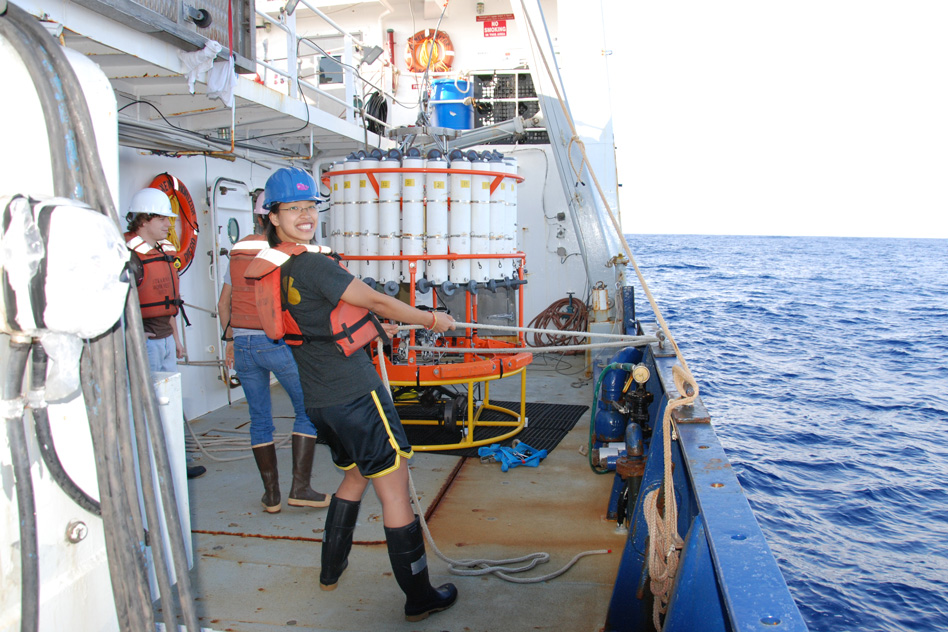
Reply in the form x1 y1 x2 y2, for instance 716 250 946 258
259 166 459 622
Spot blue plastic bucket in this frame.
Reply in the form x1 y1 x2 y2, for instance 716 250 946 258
431 79 474 130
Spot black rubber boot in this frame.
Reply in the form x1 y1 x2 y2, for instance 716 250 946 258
319 495 361 591
385 516 458 622
251 443 281 513
288 433 331 508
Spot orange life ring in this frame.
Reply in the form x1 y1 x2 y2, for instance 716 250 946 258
148 173 199 274
405 29 454 73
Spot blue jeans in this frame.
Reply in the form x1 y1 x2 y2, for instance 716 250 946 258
233 335 314 445
146 336 178 373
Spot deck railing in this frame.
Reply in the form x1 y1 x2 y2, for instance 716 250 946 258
254 1 394 134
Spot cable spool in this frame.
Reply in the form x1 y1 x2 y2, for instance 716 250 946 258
365 91 387 135
405 29 454 73
149 173 198 274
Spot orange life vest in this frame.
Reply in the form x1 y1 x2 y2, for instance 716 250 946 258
126 234 182 319
227 235 268 330
243 243 388 356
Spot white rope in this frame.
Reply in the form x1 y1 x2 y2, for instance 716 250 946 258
397 321 657 354
642 366 694 627
406 339 652 354
376 339 610 584
184 419 292 463
409 463 609 583
400 321 649 341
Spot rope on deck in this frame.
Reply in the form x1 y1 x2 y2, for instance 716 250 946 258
377 339 611 584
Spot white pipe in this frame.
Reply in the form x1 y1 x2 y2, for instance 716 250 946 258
448 155 472 283
489 155 507 280
359 155 380 282
401 154 426 280
503 156 519 278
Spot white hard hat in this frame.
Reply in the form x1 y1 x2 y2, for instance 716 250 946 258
127 188 175 217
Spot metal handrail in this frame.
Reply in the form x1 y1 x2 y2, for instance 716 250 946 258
253 4 397 133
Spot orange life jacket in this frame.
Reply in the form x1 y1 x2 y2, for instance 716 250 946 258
126 234 182 319
243 243 388 356
227 235 268 330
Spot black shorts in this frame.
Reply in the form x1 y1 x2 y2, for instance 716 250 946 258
306 386 413 478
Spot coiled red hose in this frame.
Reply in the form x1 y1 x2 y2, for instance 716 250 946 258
526 297 588 352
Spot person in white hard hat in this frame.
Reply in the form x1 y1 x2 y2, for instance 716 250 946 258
124 187 205 479
124 187 186 372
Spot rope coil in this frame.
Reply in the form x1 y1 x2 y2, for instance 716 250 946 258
376 338 610 583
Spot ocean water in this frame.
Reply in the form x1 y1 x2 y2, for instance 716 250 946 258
627 235 948 632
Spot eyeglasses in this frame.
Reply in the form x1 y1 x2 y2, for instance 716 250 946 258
280 203 317 214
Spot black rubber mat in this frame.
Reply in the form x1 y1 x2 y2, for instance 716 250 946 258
400 401 589 457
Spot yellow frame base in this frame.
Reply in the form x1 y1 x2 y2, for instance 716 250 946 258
392 367 528 452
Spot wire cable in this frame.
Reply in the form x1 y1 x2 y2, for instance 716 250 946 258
365 91 388 135
29 344 102 516
3 340 39 632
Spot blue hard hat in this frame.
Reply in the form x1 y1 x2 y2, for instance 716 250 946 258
263 167 319 210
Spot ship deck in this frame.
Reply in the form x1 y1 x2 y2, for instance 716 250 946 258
174 353 623 632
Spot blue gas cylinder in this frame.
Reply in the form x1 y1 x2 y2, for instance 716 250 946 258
595 409 627 443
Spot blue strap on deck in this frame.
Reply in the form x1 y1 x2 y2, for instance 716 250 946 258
477 442 548 472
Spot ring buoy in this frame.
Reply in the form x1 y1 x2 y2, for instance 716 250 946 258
405 29 454 73
149 173 199 274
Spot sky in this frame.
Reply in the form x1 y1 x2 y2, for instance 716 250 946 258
603 1 948 239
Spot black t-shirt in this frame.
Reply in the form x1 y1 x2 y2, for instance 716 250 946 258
283 252 383 408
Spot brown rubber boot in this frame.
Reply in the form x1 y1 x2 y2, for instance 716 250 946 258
319 495 361 590
251 443 281 513
287 433 331 508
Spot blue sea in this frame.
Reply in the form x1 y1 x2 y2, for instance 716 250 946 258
628 235 948 632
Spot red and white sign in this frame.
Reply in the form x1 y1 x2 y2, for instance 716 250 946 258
477 13 514 38
476 13 514 22
483 20 507 37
